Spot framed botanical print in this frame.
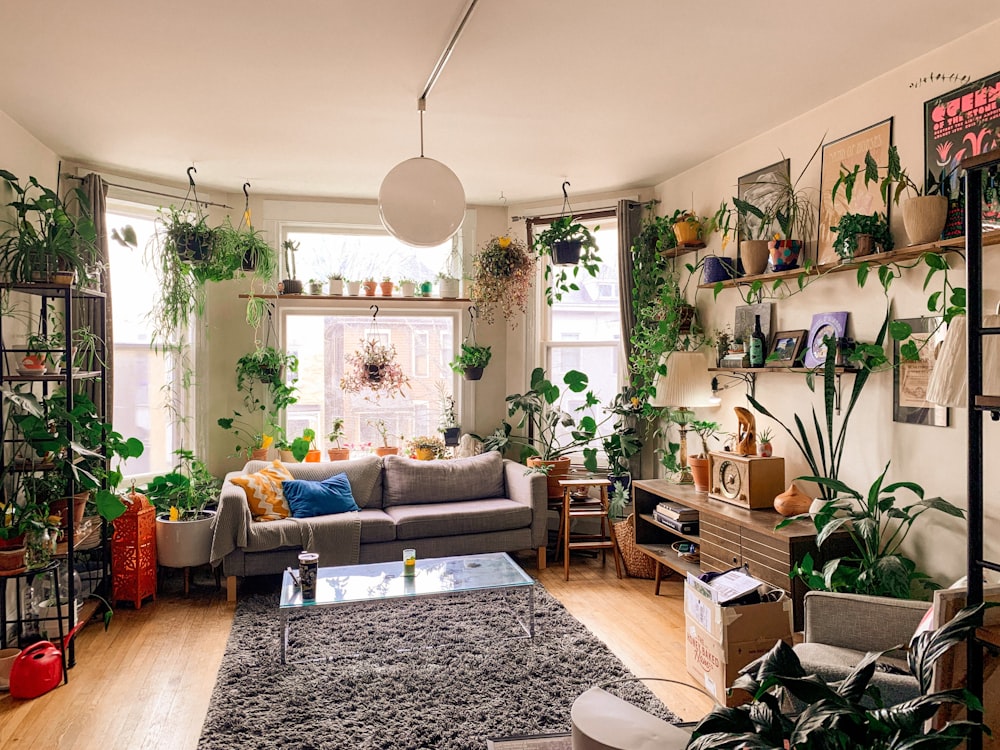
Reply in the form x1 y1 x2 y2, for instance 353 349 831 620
893 316 948 426
817 118 893 266
803 311 849 369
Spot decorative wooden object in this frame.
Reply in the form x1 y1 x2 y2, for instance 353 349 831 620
773 483 812 517
734 406 757 456
111 490 157 608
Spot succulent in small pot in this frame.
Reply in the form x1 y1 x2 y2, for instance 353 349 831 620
362 279 377 296
398 278 416 297
379 276 394 296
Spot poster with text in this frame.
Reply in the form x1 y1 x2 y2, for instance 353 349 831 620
924 71 1000 238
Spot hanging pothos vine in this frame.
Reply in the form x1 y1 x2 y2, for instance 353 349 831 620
339 305 410 400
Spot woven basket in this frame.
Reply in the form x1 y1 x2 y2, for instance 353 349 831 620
613 514 658 579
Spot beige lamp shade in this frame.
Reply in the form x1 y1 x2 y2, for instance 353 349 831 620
649 351 717 408
926 314 1000 407
378 156 466 248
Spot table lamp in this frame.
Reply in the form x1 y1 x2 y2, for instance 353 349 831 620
649 351 718 484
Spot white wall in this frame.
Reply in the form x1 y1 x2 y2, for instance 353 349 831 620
649 20 1000 584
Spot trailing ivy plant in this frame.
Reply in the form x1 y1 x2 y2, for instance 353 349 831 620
831 211 893 260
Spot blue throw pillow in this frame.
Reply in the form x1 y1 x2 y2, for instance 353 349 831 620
283 473 360 518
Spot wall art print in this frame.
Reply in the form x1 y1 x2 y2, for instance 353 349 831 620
817 118 893 266
893 316 948 427
924 70 1000 238
737 159 790 255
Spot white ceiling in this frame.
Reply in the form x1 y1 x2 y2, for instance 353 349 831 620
2 0 998 206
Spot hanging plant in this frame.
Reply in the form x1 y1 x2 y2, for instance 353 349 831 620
531 183 602 305
340 338 410 398
470 233 536 325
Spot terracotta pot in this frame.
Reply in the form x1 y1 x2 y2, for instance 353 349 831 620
414 447 436 461
51 491 90 529
327 448 350 461
902 195 947 245
0 546 27 574
374 446 399 457
740 240 770 276
379 281 394 296
304 449 321 463
362 280 377 296
250 447 269 461
688 456 710 492
774 484 812 517
527 456 572 499
0 533 26 550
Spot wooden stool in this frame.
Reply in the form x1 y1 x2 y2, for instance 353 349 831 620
558 478 623 581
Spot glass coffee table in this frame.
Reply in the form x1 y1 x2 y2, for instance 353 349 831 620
278 551 535 664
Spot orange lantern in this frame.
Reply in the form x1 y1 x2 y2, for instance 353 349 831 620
111 488 157 608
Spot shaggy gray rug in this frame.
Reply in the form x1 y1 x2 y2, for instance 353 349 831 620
198 584 678 750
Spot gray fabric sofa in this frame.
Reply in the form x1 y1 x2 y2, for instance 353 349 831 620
210 451 548 600
793 590 930 706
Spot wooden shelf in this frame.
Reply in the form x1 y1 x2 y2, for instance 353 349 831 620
698 228 1000 290
1 282 106 299
710 366 858 375
239 294 473 303
978 625 1000 648
636 541 702 577
662 241 706 259
640 512 700 544
975 395 1000 409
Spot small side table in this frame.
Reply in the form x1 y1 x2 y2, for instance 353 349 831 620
558 478 623 582
0 560 69 684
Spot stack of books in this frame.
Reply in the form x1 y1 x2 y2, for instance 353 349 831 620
653 500 699 534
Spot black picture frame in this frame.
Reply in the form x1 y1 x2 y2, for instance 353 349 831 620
893 316 949 427
766 330 807 367
923 71 1000 239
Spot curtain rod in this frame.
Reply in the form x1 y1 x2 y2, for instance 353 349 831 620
66 174 233 209
512 206 619 223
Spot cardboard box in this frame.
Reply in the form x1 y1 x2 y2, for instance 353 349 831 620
685 573 793 647
685 619 778 706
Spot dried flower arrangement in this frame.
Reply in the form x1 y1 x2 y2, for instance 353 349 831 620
469 234 536 325
339 338 410 399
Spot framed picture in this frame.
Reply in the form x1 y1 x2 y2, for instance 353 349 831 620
766 330 807 367
893 316 948 427
817 118 893 266
803 311 849 369
734 303 772 349
738 159 789 255
924 71 1000 239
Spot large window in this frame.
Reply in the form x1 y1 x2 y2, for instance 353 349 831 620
106 202 186 478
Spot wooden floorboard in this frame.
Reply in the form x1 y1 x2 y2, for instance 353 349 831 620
0 554 713 749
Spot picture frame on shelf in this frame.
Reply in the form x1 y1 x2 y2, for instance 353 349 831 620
766 330 808 367
734 303 772 349
817 118 893 266
803 311 849 369
923 71 1000 239
893 315 948 427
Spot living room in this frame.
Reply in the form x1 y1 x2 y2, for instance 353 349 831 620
2 2 1000 748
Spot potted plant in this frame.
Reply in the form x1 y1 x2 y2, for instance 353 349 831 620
0 170 101 285
448 343 492 380
144 449 220 569
345 278 361 295
327 418 349 460
469 234 536 325
482 367 614 498
368 419 400 457
216 413 273 461
832 143 949 245
308 278 323 295
212 217 275 278
235 344 299 411
778 463 964 599
831 211 893 261
406 435 447 461
398 278 416 297
362 278 377 296
419 280 433 297
685 418 721 492
437 272 460 299
688 604 990 749
328 273 344 295
602 387 643 492
279 239 302 294
379 276 394 296
437 391 460 446
669 209 705 247
756 425 774 457
532 216 602 304
340 338 410 399
159 205 216 264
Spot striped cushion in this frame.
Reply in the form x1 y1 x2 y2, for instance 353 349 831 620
231 460 293 521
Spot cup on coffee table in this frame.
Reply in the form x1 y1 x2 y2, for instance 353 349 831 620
298 551 319 601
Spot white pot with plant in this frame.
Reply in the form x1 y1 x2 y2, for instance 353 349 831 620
328 274 344 295
145 450 220 569
399 278 416 297
437 273 460 298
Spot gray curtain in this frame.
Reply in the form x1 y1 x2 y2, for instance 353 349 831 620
616 199 642 365
81 173 112 422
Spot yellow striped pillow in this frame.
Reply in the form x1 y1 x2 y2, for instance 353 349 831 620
231 460 293 521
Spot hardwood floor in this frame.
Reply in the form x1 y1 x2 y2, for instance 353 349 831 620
0 554 713 749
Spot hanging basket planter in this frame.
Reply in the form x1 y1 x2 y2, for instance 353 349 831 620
552 239 582 265
366 364 385 383
463 366 484 381
340 306 410 400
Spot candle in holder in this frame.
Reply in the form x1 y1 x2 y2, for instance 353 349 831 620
402 548 416 577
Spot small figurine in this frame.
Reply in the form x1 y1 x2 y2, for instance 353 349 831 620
734 406 757 456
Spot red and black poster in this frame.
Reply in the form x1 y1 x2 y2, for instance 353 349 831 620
924 71 1000 237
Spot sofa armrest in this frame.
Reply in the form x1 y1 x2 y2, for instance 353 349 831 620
804 591 930 652
503 459 548 549
209 473 254 566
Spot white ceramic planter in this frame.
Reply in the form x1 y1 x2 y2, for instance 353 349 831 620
155 510 217 569
399 281 416 297
438 277 460 298
346 281 362 295
902 195 948 245
328 278 344 295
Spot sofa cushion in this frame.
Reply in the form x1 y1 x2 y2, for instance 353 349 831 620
284 474 360 518
243 455 384 509
382 452 505 507
357 509 396 544
385 498 530 540
230 460 294 520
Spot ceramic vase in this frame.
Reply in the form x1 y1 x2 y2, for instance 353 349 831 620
902 195 947 245
740 240 770 275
